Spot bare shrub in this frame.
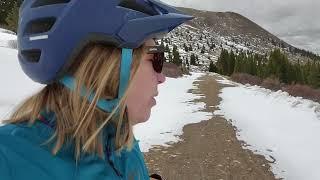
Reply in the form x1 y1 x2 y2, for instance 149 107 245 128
162 62 183 78
260 77 282 91
282 84 320 103
230 73 262 86
230 73 320 103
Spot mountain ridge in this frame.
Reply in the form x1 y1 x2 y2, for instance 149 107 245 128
170 6 320 64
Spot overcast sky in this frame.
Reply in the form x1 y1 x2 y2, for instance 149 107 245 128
162 0 320 54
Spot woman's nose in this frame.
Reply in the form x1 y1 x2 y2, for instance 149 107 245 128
157 73 166 84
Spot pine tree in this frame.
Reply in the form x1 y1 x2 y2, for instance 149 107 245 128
234 58 241 73
279 53 289 83
307 61 319 88
208 61 218 72
267 49 281 79
286 63 296 84
256 54 263 78
190 53 196 66
184 43 188 52
300 61 310 85
237 52 246 73
196 55 199 65
160 39 164 47
172 44 182 66
316 63 320 88
165 44 170 53
242 54 250 74
173 44 177 52
210 43 215 50
294 60 303 84
228 51 236 75
216 49 229 75
248 54 257 76
0 0 19 25
201 45 205 54
5 1 19 33
168 52 173 63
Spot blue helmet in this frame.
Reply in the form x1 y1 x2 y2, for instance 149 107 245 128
18 0 193 84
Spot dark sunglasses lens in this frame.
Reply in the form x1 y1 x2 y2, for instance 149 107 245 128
152 52 164 73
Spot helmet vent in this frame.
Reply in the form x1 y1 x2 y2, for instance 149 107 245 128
21 49 41 63
25 17 56 35
119 0 157 16
31 0 71 8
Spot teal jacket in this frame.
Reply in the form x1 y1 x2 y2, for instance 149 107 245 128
0 113 150 180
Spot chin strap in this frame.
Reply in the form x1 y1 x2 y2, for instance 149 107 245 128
59 48 133 112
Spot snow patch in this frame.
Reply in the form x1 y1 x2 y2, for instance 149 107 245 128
215 76 320 180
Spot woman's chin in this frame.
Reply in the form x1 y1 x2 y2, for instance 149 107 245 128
140 113 151 124
132 111 151 125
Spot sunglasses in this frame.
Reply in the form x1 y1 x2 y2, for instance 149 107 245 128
147 45 165 73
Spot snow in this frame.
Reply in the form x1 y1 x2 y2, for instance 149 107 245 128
235 44 249 51
134 73 211 152
215 74 320 180
0 33 43 120
0 28 15 35
0 30 17 48
220 36 249 52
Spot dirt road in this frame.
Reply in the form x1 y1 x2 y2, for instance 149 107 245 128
144 73 276 180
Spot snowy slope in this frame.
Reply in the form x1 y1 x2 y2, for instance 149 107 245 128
215 74 320 180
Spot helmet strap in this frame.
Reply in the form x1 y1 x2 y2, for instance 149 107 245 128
59 48 133 113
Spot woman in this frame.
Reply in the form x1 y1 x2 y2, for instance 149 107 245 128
0 0 193 179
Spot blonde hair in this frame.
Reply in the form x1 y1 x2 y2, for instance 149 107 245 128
3 43 148 161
